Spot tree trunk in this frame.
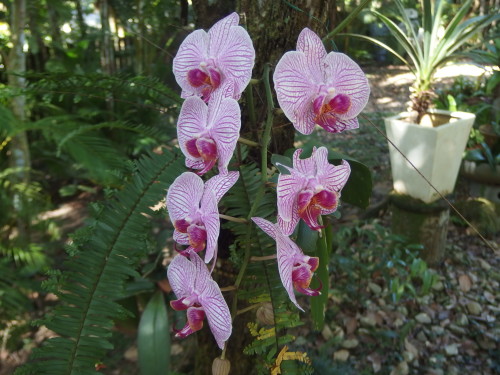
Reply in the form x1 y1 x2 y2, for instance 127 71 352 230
74 0 87 39
46 0 64 58
239 0 335 155
8 0 32 244
99 0 116 75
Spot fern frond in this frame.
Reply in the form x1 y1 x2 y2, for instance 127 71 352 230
16 149 185 375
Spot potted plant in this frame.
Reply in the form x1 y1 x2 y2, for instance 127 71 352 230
347 0 500 203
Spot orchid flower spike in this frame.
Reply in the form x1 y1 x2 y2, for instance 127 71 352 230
177 83 241 175
173 12 255 102
166 171 239 263
252 217 320 311
277 147 350 235
273 28 370 134
167 252 231 349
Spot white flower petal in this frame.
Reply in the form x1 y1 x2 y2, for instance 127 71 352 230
205 172 239 204
166 172 204 222
199 279 232 349
251 217 277 240
167 254 196 299
273 51 317 135
323 52 370 118
173 30 209 97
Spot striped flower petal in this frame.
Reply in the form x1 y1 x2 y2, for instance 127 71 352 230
166 172 204 223
323 52 370 119
273 51 317 135
199 278 232 349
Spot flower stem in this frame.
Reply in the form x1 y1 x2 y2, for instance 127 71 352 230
236 303 262 316
220 285 237 292
237 136 259 147
260 63 274 184
219 214 248 223
250 254 277 262
245 81 257 131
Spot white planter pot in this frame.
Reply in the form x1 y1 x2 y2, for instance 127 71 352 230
385 109 475 203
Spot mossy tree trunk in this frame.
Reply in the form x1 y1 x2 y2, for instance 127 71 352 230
240 0 336 155
189 2 337 373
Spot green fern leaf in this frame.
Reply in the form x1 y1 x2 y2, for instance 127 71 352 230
16 149 185 375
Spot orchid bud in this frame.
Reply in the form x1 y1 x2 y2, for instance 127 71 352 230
212 357 231 375
256 302 274 326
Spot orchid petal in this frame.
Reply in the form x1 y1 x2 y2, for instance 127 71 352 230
170 297 190 311
208 13 254 98
338 117 359 131
323 52 370 118
167 254 196 299
214 27 255 98
277 173 304 222
273 51 317 135
199 279 232 349
207 12 239 56
296 28 327 84
205 171 239 203
320 159 351 192
292 148 317 175
276 232 303 311
166 172 204 223
175 306 206 338
277 212 299 236
200 191 220 263
189 251 211 292
177 97 209 159
173 30 209 98
208 97 241 174
173 230 190 245
251 217 277 240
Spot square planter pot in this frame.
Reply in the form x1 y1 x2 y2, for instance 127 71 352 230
385 109 475 203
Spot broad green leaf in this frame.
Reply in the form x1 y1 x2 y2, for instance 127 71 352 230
296 220 319 253
328 150 372 209
138 291 170 375
271 153 292 175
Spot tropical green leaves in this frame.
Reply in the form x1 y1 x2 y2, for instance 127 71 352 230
16 149 185 375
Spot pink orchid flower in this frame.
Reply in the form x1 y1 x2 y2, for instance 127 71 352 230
277 147 350 235
166 171 239 263
273 28 370 134
177 84 241 175
167 252 231 349
252 217 320 311
173 12 255 102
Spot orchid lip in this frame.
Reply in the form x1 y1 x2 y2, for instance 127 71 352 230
187 224 207 251
174 306 206 339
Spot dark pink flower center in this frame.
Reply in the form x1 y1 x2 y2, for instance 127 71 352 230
292 257 321 296
174 219 207 252
187 66 221 102
313 93 351 133
173 305 206 339
297 189 338 231
185 137 218 175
